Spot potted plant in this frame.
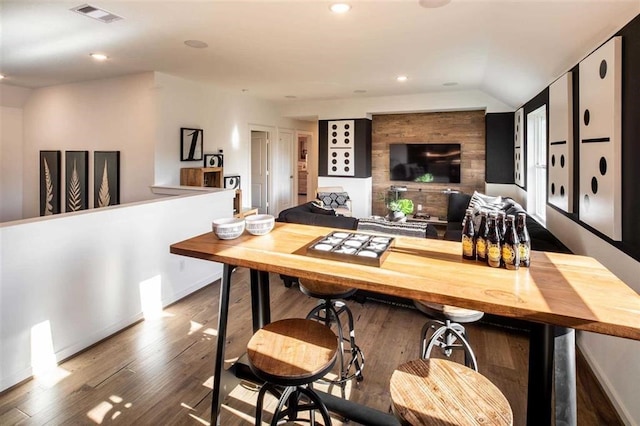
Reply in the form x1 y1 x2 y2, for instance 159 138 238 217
387 198 414 222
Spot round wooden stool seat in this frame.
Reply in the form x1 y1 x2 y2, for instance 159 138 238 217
247 318 338 386
413 300 484 323
390 359 513 426
299 278 357 299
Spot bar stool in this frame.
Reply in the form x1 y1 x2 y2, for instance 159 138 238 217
390 358 513 426
299 278 365 396
247 318 337 426
413 300 483 371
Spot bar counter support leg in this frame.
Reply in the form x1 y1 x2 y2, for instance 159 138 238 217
527 323 553 425
250 270 271 332
554 327 577 426
210 263 233 425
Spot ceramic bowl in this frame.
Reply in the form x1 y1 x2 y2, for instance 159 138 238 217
212 217 245 240
245 214 275 236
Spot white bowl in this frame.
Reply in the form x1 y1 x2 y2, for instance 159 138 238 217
245 214 275 235
212 217 245 240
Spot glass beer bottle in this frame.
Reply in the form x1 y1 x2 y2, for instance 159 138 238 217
476 210 488 262
502 215 520 270
516 212 531 267
486 214 502 268
462 209 476 260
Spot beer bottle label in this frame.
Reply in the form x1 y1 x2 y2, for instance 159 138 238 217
462 235 474 256
519 244 530 260
476 238 486 258
487 243 501 267
502 245 515 263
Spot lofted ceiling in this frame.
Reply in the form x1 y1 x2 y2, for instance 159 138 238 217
1 0 639 109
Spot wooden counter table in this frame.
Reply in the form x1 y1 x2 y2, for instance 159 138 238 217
170 222 640 426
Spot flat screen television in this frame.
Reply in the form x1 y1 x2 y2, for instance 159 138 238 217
389 143 461 183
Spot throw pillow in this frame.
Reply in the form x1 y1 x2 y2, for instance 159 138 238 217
317 191 350 208
357 218 428 238
309 201 336 215
467 191 508 229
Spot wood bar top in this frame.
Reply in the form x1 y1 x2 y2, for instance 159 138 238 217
170 222 640 340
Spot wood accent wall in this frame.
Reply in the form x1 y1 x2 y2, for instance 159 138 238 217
372 111 486 218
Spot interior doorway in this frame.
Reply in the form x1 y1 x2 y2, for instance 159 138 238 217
251 130 269 214
297 131 313 205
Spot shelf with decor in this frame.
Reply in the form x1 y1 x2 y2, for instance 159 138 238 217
180 167 223 188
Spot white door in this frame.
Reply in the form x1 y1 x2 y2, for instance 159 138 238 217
274 130 295 213
251 131 269 214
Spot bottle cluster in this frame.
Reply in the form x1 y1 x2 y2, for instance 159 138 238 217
462 209 531 269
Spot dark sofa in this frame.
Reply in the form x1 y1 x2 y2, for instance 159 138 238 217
443 192 571 254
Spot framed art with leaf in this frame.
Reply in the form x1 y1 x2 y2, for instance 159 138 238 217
181 127 203 161
65 151 89 212
40 150 61 216
94 151 120 208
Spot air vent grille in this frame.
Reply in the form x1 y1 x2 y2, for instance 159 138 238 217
71 4 123 23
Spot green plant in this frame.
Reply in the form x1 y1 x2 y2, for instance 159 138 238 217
389 198 414 214
414 173 434 183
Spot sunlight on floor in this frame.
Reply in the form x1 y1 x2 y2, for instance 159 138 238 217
189 320 203 335
86 395 132 424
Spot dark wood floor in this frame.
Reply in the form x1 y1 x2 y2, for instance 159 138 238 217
0 268 622 425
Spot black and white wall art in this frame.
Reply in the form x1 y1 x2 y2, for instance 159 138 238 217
514 109 524 187
181 128 203 161
548 72 573 213
327 120 355 177
65 151 89 212
204 153 223 168
40 150 61 216
579 36 622 240
94 151 120 208
224 175 241 189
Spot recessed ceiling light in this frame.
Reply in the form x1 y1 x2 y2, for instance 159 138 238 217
443 82 458 86
353 89 367 94
396 75 408 82
418 0 451 8
90 53 108 61
184 40 208 49
0 74 5 80
285 95 297 99
330 3 351 13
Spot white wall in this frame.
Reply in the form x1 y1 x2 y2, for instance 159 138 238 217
0 85 32 222
153 73 316 209
0 190 233 392
21 73 157 219
277 89 514 121
487 182 640 425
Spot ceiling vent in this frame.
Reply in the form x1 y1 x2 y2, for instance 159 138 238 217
71 4 123 23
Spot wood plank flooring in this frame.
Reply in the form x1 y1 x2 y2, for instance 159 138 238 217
0 268 622 425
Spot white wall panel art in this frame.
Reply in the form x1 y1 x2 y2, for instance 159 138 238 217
579 36 622 240
327 120 355 176
548 72 574 213
514 108 525 187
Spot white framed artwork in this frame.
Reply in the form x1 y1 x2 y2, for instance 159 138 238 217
548 72 573 213
578 36 622 240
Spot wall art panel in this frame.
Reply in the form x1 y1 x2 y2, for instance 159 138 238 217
65 151 89 212
514 108 524 187
579 36 621 240
548 72 573 213
40 151 61 216
94 151 120 207
327 120 355 177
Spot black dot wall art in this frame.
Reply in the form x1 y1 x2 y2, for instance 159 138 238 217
579 36 622 241
327 120 355 177
548 72 573 213
514 109 524 187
